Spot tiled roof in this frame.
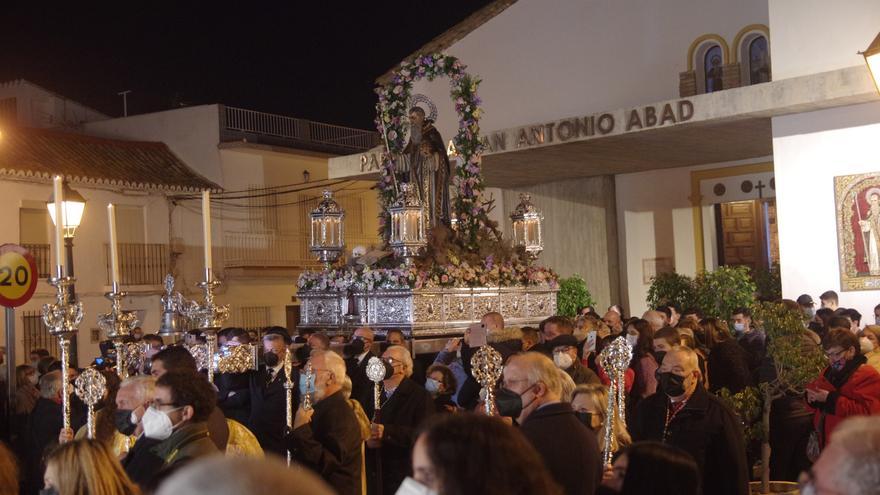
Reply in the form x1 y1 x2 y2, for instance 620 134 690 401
0 126 219 191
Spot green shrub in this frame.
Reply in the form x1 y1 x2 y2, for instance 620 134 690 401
557 274 595 317
693 265 756 320
646 271 696 311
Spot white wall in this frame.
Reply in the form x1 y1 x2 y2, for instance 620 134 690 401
773 102 880 320
409 0 768 142
84 105 223 185
769 0 880 80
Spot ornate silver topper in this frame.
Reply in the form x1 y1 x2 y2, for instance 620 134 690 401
75 368 107 439
597 336 633 466
470 345 503 415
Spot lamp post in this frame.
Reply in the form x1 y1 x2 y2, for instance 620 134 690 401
309 190 346 269
861 32 880 93
47 180 85 364
509 193 544 258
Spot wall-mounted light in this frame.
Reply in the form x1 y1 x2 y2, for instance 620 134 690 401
860 32 880 93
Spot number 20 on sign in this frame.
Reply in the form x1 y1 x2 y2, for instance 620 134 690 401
0 244 39 308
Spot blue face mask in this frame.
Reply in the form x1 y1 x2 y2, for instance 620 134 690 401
299 372 315 396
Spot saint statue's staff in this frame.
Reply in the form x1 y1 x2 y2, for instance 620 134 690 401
856 191 870 264
376 102 401 197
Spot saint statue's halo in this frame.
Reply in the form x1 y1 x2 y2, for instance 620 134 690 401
408 94 438 122
864 187 880 204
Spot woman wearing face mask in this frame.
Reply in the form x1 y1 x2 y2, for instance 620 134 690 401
623 319 657 418
571 384 631 454
43 438 139 495
424 364 458 413
861 325 880 373
805 328 880 448
700 318 752 394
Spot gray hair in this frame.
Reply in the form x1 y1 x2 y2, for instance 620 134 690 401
311 350 346 384
386 345 413 377
828 416 880 494
39 371 62 399
156 455 334 495
507 352 563 398
120 375 157 404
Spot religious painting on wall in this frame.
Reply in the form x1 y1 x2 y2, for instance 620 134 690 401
834 172 880 291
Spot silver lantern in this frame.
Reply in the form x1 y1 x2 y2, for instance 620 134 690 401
310 190 345 267
510 193 544 258
389 183 427 264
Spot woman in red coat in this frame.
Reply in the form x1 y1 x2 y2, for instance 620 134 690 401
805 328 880 447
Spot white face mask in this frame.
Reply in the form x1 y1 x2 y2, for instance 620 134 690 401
860 337 875 354
395 477 437 495
142 406 181 440
733 322 746 333
425 377 441 395
626 333 639 347
553 352 574 370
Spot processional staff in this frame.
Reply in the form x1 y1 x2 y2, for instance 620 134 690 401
598 336 633 466
75 367 107 439
471 345 503 415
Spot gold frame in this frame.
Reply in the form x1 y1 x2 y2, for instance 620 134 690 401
834 172 880 291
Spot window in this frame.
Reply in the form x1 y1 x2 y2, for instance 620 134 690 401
704 45 724 93
748 36 771 84
19 207 51 277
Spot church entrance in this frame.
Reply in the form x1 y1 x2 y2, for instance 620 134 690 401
714 199 779 271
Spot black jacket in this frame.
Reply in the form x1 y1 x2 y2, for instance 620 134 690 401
708 339 753 393
217 371 251 425
21 398 85 494
367 377 434 495
249 365 299 456
121 435 165 489
520 402 600 495
347 352 377 419
632 387 749 495
290 390 363 495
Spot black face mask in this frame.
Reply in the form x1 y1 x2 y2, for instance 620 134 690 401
575 411 595 430
495 385 535 419
39 488 58 495
381 359 395 380
656 371 687 397
344 338 366 357
295 344 312 364
114 409 137 435
263 351 279 367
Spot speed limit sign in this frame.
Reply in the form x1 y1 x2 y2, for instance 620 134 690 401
0 244 38 308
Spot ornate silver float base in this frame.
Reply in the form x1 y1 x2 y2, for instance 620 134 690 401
298 286 557 353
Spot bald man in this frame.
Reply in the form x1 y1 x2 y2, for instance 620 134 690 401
632 348 748 495
642 310 666 333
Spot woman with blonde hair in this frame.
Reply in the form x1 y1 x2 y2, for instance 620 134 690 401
862 324 880 373
570 383 632 454
44 438 139 495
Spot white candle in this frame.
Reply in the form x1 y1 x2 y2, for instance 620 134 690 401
53 176 64 273
107 204 120 287
202 190 212 277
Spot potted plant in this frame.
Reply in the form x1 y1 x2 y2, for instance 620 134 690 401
694 265 757 320
646 271 696 311
749 301 826 494
557 274 595 318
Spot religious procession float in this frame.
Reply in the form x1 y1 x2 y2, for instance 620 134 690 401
294 53 560 350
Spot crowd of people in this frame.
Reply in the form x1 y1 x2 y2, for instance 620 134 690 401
2 288 880 494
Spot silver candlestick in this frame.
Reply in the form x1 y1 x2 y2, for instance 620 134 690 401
181 269 229 383
41 269 83 430
283 348 294 467
96 282 139 379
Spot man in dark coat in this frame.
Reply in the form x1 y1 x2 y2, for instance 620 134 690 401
249 331 298 457
547 334 601 386
116 375 164 489
346 327 378 419
632 347 749 495
366 345 434 495
289 350 363 495
502 352 600 495
458 312 523 410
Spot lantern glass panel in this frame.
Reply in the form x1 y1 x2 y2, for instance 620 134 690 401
525 219 539 245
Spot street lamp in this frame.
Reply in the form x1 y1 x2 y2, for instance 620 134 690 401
861 31 880 93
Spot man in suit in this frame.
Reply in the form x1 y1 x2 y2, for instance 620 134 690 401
366 345 434 495
249 329 298 456
346 327 377 418
502 352 601 495
289 350 363 495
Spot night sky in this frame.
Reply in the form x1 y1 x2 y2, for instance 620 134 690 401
0 2 493 130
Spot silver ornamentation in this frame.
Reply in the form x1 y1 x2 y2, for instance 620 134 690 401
74 367 107 439
597 336 633 466
283 349 294 467
366 356 386 416
97 284 140 379
302 360 314 411
470 346 503 415
42 273 82 430
180 271 229 383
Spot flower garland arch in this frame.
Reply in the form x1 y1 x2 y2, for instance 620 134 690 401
375 53 492 250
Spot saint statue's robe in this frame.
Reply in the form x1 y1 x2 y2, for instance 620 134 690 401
402 121 451 228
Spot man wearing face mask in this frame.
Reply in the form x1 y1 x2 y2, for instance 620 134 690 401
548 334 600 386
631 347 748 495
288 350 363 495
366 345 434 495
797 294 816 319
116 375 165 489
148 371 219 478
249 330 298 457
496 352 600 495
346 327 377 418
732 307 765 379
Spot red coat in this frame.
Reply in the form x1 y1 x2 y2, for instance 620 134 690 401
806 360 880 446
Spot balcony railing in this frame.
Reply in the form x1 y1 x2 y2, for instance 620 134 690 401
104 243 169 285
223 232 382 269
21 243 51 278
220 105 379 154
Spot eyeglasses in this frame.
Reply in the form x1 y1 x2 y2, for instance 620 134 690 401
149 400 179 410
824 348 846 361
502 377 530 389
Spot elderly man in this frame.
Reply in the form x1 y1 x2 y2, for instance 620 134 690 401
499 352 600 495
801 416 880 495
289 350 363 495
117 376 165 489
602 309 623 335
346 327 378 418
549 334 600 386
632 347 748 495
642 310 666 333
367 345 433 495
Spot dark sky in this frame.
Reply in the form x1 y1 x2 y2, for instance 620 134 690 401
0 2 493 130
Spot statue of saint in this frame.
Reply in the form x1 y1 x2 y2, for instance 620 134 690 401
402 106 451 228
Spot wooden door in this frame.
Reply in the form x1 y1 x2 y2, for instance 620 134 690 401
720 200 761 270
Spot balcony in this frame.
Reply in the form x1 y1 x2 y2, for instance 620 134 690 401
220 105 380 155
104 243 169 286
223 231 383 273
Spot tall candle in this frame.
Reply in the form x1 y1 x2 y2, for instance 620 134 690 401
202 190 212 277
107 204 120 287
53 176 64 273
